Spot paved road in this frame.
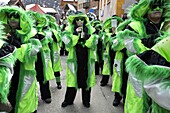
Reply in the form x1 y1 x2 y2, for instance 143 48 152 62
37 56 124 113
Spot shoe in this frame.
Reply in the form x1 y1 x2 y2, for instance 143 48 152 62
57 82 62 89
61 102 73 107
43 98 51 104
100 82 108 87
113 98 121 106
0 101 13 112
83 102 90 108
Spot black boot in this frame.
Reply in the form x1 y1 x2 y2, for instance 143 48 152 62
61 87 76 107
83 102 90 108
61 101 73 107
0 101 13 112
82 88 91 108
113 92 122 106
100 75 109 86
57 82 62 89
43 98 52 104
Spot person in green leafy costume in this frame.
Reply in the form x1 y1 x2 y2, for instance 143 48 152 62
46 14 63 89
90 20 104 75
100 15 123 87
0 6 42 113
125 0 170 112
61 12 97 108
27 11 55 104
0 22 16 112
111 0 168 112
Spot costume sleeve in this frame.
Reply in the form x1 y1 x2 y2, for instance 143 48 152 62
85 34 98 50
17 40 41 63
62 30 79 49
44 29 53 43
28 38 42 56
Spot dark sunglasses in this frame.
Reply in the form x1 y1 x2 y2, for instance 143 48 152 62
150 1 163 9
7 13 20 19
75 18 84 21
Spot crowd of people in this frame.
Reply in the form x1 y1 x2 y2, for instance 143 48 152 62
0 0 170 113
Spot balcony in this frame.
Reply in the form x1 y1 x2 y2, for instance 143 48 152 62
83 2 90 9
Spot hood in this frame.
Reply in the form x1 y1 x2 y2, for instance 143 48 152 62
32 12 48 30
0 6 32 36
103 16 123 32
129 0 165 21
67 12 95 34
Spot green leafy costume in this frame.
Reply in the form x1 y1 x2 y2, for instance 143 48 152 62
111 0 170 112
102 16 123 81
0 23 17 104
31 12 55 82
90 20 104 75
62 13 97 89
0 6 42 113
126 34 170 113
125 0 170 112
46 14 62 83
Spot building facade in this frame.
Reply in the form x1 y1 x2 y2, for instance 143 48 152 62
77 0 136 21
78 0 99 17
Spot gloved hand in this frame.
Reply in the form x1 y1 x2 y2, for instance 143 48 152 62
76 27 82 33
6 35 21 48
0 43 15 58
34 34 45 41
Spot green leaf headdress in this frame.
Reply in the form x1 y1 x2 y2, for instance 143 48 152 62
129 0 165 21
90 20 102 28
103 16 123 33
67 12 95 34
162 0 170 32
0 21 6 47
45 14 59 30
0 6 32 41
31 12 48 30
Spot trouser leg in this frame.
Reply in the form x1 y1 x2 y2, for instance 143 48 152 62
54 72 60 82
54 72 62 89
60 43 65 56
39 81 51 100
82 88 91 104
99 61 104 74
100 75 109 86
8 74 19 113
95 62 99 75
8 61 20 113
115 92 122 100
113 92 122 106
121 50 128 103
63 87 77 103
65 49 68 56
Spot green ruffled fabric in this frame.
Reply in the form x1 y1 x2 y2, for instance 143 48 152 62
0 51 17 103
126 55 170 82
103 16 123 32
112 29 140 51
46 14 60 31
0 6 33 42
90 20 102 27
129 0 166 21
0 22 5 42
116 19 132 33
32 12 48 31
